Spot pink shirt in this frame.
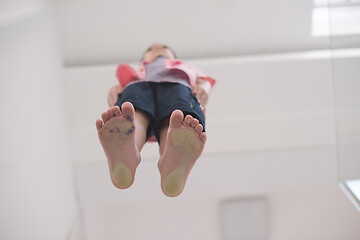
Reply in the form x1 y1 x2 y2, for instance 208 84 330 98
128 56 191 88
116 58 216 88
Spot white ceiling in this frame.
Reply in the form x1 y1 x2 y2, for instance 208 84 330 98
58 0 334 66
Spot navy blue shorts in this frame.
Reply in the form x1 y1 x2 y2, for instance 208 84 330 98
116 82 206 142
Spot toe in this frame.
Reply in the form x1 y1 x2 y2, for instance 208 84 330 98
107 108 115 118
199 132 207 144
121 102 135 120
191 118 199 128
96 119 103 130
101 112 110 123
183 115 193 126
195 124 203 134
113 106 121 116
169 110 184 129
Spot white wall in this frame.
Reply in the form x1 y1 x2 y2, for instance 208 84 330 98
0 2 77 239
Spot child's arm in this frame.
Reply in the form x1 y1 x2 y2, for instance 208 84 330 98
107 84 124 107
191 78 212 109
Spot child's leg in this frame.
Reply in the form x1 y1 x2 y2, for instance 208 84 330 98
134 109 151 151
157 110 207 197
96 102 150 189
158 117 169 156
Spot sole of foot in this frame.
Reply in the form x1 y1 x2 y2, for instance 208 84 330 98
158 110 207 197
96 102 140 189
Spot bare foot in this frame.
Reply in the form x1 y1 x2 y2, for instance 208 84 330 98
96 102 140 189
158 110 207 197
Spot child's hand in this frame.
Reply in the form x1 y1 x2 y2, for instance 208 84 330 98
107 84 124 107
191 78 212 108
191 85 208 108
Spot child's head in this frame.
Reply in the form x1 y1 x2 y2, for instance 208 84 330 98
141 43 177 63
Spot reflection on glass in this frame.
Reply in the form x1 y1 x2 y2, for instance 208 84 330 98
346 180 360 203
312 0 360 37
330 0 360 209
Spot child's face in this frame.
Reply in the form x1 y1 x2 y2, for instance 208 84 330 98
142 44 175 63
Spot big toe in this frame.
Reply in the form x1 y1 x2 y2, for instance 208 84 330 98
121 102 135 119
169 110 184 129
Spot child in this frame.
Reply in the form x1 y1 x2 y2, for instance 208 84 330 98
96 43 216 197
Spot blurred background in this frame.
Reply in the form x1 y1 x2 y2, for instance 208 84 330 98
1 0 360 239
